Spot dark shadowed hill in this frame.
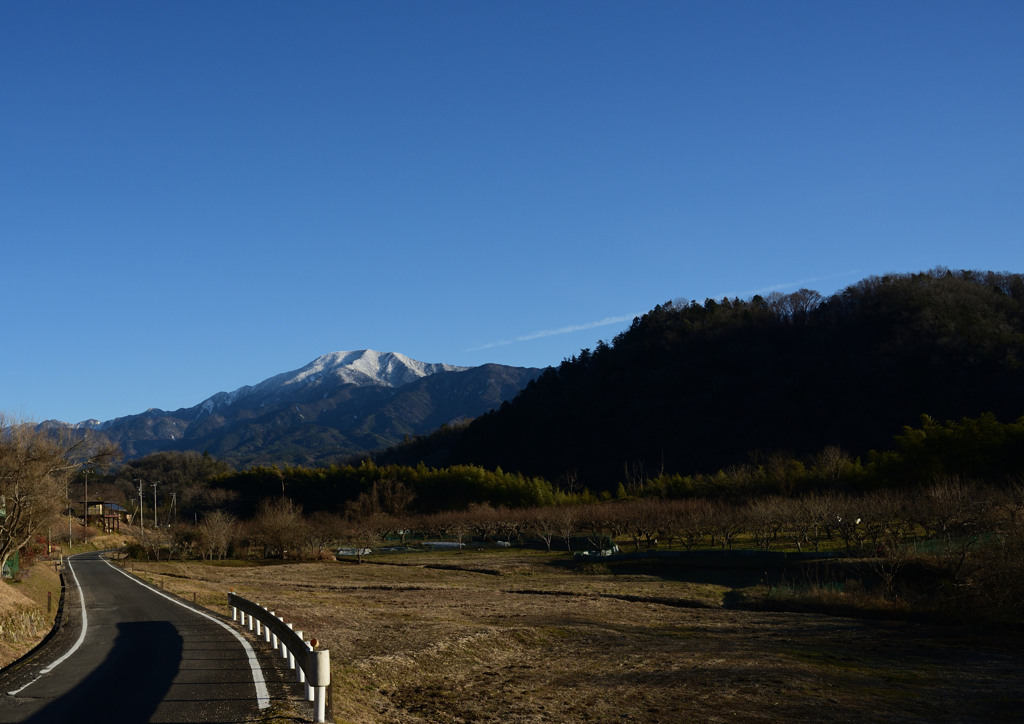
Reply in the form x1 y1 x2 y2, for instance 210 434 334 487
378 269 1024 491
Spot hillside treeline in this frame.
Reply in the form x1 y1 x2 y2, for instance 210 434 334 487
80 409 1024 520
638 413 1024 499
377 269 1024 490
209 461 561 515
81 451 564 521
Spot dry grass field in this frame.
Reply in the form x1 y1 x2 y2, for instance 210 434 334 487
126 549 1024 724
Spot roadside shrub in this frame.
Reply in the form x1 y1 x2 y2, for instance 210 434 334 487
123 542 147 560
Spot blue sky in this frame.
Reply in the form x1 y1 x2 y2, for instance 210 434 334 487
2 2 1022 423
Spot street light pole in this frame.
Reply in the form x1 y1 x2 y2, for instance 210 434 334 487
137 479 144 537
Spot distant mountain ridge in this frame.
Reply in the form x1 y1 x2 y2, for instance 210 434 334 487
45 350 541 467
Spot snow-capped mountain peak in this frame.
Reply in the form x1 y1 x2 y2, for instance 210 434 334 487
195 350 469 419
50 350 541 467
285 350 468 389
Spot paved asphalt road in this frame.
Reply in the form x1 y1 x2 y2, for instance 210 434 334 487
0 551 268 723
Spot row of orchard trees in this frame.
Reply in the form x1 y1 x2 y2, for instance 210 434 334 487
364 478 1024 557
132 478 1024 622
143 477 1023 562
131 499 341 562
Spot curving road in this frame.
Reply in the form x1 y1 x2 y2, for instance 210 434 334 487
0 551 268 723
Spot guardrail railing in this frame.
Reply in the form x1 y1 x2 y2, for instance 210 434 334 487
228 591 331 722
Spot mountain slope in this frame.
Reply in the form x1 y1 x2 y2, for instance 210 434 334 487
51 351 541 467
190 350 469 418
183 363 540 467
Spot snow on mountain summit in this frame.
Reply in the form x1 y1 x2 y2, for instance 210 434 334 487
279 350 468 390
196 350 470 418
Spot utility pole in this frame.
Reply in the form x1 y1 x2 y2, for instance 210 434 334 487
151 482 158 528
138 480 144 537
84 470 89 528
170 492 177 526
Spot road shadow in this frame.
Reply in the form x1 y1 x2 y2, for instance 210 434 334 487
25 621 182 724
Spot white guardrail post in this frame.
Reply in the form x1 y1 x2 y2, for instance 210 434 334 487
228 591 331 723
284 623 295 666
291 630 302 673
305 639 315 701
309 649 331 723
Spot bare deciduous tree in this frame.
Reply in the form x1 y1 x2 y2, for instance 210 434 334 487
621 499 662 551
676 499 711 550
199 510 236 560
557 469 580 497
810 446 854 485
304 511 343 560
468 503 498 543
450 510 474 552
582 506 612 552
420 511 456 542
530 508 559 553
829 494 867 552
709 501 744 550
0 414 120 571
343 512 388 563
555 506 579 552
253 497 304 559
747 497 785 551
493 506 526 546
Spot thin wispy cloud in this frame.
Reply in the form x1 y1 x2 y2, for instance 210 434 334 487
469 271 863 352
468 314 639 351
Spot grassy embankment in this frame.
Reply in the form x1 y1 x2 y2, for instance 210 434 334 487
0 556 62 668
127 546 1024 724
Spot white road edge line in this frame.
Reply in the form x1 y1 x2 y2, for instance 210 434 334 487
6 557 89 696
102 558 270 709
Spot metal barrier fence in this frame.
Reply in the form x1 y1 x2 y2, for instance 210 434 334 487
228 591 331 723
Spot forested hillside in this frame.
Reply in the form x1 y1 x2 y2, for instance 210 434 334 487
380 269 1024 491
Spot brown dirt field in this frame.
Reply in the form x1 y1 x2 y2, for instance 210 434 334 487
127 550 1024 724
